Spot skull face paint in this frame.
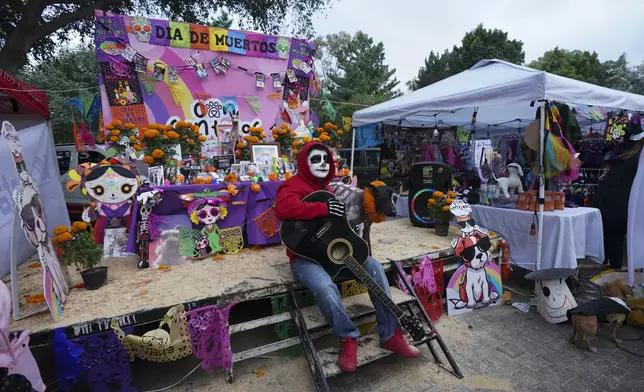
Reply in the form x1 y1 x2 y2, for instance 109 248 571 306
195 204 221 225
84 166 139 204
307 148 330 179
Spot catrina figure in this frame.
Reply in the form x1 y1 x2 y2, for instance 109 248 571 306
178 190 230 259
66 158 140 244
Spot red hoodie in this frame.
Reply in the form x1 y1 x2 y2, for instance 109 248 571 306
274 142 336 261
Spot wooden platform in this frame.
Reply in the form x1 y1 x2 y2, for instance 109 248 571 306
8 218 460 341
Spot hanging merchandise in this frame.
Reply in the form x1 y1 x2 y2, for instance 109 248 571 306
167 66 178 83
543 103 579 181
255 73 265 88
184 57 196 67
111 305 193 362
133 53 147 73
152 63 166 81
209 57 222 73
139 73 156 95
271 73 282 88
121 45 136 61
244 96 261 115
604 112 628 143
286 69 297 83
220 58 231 74
456 126 470 143
195 63 208 79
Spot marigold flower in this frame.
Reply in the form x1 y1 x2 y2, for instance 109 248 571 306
148 123 159 130
133 144 141 151
236 142 246 149
249 136 259 143
337 144 342 148
56 232 73 243
281 124 288 129
279 128 287 135
302 137 312 143
432 191 444 198
227 184 239 196
144 129 159 139
235 150 241 157
272 134 279 140
188 139 195 145
292 140 301 147
285 172 293 180
144 155 155 164
106 125 114 131
124 122 136 129
446 198 454 205
198 135 207 142
292 149 299 155
176 120 188 128
53 226 69 236
111 129 121 136
268 172 278 181
110 136 119 142
72 221 88 231
290 132 297 137
441 205 450 212
427 199 435 206
251 183 261 192
320 134 331 141
152 149 165 159
317 127 324 133
166 131 179 140
112 120 123 127
338 130 344 135
447 191 457 198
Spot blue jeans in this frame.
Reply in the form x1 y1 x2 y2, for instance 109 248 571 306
291 257 398 341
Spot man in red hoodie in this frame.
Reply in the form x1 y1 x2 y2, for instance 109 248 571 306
274 142 420 373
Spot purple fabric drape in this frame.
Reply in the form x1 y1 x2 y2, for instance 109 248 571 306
127 183 251 253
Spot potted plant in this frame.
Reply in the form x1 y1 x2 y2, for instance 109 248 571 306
426 191 457 236
53 222 107 290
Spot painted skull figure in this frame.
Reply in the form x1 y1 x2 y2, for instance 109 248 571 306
84 166 139 203
538 278 577 323
131 16 151 43
196 204 221 225
307 148 330 179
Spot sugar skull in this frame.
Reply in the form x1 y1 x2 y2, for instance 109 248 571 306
131 16 151 43
84 165 139 204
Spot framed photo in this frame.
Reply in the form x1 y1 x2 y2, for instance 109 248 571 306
148 166 164 187
250 143 281 167
229 164 242 177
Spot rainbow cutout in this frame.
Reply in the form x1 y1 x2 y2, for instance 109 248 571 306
43 269 63 321
446 262 503 316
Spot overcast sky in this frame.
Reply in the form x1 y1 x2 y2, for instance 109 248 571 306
311 0 644 88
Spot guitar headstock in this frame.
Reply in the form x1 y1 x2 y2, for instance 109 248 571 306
400 315 426 342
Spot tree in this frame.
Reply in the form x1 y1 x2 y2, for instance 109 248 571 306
408 24 525 90
528 47 608 86
18 45 99 143
208 11 234 29
321 31 400 104
311 31 399 129
0 0 331 73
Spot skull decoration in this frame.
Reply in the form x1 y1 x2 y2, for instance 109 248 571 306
131 16 151 43
307 148 330 179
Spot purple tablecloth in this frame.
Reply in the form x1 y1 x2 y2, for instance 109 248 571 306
126 181 283 252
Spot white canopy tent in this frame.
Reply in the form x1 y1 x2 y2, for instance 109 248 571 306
352 59 644 275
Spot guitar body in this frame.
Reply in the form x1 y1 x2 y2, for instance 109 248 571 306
280 190 427 342
280 191 370 279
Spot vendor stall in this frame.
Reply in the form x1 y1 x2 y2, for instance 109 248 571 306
353 59 644 271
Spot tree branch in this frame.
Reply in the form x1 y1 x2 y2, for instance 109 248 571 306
32 0 123 42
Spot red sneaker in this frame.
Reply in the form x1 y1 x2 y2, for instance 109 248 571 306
338 337 358 372
381 328 421 358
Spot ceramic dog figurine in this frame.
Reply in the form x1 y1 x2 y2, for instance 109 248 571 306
568 297 630 352
493 163 524 198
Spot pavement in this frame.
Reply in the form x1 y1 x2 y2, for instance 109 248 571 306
157 299 644 392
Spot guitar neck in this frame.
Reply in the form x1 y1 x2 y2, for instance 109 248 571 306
343 256 405 319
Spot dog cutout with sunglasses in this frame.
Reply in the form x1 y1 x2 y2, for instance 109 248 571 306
2 121 70 321
446 199 502 316
177 189 231 259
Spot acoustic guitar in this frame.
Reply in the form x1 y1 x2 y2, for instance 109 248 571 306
280 190 426 342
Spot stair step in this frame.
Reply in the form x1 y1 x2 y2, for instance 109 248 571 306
301 287 414 331
318 334 425 378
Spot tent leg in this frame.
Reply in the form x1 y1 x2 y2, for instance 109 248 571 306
350 124 356 173
536 102 546 271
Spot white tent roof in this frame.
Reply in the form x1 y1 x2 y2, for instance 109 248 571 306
353 59 644 133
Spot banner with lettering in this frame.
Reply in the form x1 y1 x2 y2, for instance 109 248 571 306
94 12 316 157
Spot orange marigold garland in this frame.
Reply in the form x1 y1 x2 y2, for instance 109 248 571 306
363 181 387 223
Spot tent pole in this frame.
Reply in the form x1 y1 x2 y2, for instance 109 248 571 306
350 124 356 173
536 102 546 270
